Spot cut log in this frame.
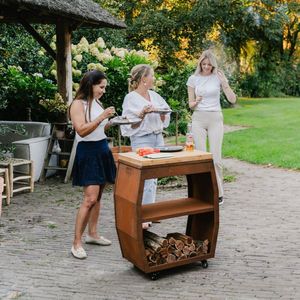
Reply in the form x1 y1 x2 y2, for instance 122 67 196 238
145 248 154 257
159 247 168 258
188 243 196 251
175 240 184 251
144 231 168 247
167 232 193 245
189 251 197 258
168 236 176 246
166 253 177 263
201 239 209 254
174 249 183 258
182 245 190 256
144 237 162 252
167 245 175 254
195 239 209 254
158 257 167 264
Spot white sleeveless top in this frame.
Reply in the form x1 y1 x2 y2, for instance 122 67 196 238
186 74 222 112
75 99 108 142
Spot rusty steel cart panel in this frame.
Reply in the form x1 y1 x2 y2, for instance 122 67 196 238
114 150 219 279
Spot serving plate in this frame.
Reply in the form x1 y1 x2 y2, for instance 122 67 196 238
110 116 141 125
152 109 172 114
156 145 184 152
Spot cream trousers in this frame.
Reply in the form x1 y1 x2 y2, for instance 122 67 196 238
192 110 224 197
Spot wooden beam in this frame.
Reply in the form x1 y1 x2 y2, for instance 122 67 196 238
19 18 56 60
56 19 73 106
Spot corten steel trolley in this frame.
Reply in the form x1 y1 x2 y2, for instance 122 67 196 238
114 150 219 280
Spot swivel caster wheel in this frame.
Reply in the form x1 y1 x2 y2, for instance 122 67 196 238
149 272 160 280
201 260 208 269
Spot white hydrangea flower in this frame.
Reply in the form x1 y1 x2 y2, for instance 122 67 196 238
74 70 82 77
115 49 126 58
50 42 56 50
73 83 79 91
96 37 106 49
77 44 89 53
71 45 78 55
51 69 57 78
90 46 101 57
33 73 43 78
74 54 83 62
87 63 96 70
102 53 113 61
95 63 107 72
79 37 89 47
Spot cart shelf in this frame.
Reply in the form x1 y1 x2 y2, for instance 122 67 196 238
142 197 214 222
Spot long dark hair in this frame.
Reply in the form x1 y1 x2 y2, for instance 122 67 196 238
72 70 107 122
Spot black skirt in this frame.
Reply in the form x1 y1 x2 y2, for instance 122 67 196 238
72 139 116 187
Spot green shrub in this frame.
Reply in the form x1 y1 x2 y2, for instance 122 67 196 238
0 65 57 121
0 24 53 75
239 58 300 97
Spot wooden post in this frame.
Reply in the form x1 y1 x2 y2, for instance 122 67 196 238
56 20 73 106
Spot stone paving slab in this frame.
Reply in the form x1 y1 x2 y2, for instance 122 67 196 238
0 158 299 299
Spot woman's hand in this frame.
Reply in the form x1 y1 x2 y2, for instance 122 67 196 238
139 105 154 118
101 106 116 119
195 96 202 103
216 70 228 85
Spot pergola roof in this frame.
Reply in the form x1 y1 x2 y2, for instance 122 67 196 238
0 0 126 28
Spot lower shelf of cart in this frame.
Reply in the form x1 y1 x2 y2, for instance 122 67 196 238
142 253 213 273
141 197 214 222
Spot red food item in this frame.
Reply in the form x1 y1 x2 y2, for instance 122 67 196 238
136 147 160 156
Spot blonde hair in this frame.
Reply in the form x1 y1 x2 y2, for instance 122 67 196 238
194 50 218 75
128 64 153 92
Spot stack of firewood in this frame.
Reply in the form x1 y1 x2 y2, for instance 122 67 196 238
144 231 209 266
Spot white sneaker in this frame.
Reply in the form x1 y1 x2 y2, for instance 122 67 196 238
142 222 152 230
71 246 87 259
85 235 112 246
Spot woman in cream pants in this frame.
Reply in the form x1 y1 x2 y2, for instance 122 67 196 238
186 50 236 204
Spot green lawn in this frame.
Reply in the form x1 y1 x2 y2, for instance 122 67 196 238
223 97 300 170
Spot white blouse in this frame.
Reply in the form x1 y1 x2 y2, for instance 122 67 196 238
121 90 170 137
75 99 108 142
186 74 222 112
